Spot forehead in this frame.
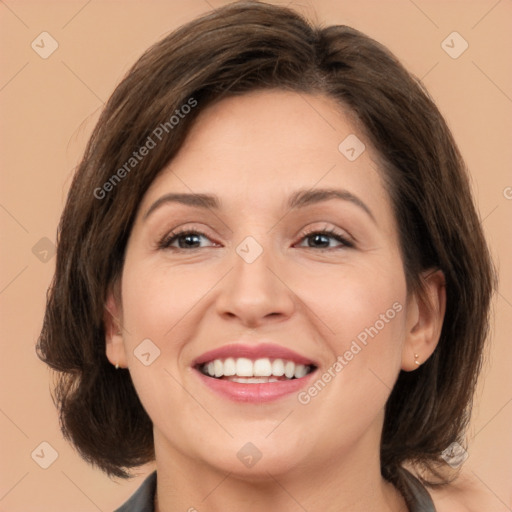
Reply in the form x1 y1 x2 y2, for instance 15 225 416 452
140 90 390 218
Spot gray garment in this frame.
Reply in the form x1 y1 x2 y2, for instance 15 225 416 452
115 472 156 512
397 467 437 512
114 468 436 512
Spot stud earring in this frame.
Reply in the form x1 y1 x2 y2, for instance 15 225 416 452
115 362 119 369
414 353 420 366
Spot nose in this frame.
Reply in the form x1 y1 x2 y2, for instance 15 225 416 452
215 243 296 328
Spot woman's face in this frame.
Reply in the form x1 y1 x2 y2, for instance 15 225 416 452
109 90 420 477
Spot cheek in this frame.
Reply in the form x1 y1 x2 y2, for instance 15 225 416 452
118 258 222 399
119 259 201 424
120 258 212 341
297 259 408 394
296 259 407 349
338 299 406 385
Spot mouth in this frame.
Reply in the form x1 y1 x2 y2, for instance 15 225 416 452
192 343 318 402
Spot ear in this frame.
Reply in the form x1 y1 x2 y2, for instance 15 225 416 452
104 286 128 369
401 269 446 371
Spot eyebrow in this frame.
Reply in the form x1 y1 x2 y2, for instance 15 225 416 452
143 188 376 223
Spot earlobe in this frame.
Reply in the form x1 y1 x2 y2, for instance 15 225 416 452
401 269 446 372
104 289 128 369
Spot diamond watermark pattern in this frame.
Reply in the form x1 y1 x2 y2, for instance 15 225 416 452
441 32 468 59
32 237 56 263
440 441 468 468
31 32 59 59
237 442 262 468
31 441 58 469
134 338 161 366
338 134 366 161
236 236 263 264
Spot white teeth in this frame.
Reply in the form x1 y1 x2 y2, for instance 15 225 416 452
253 358 272 377
236 357 253 377
201 357 314 380
223 357 236 376
294 364 307 378
284 361 295 379
272 359 285 376
214 359 223 378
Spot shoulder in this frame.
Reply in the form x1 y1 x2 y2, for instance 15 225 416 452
430 493 474 512
429 472 510 512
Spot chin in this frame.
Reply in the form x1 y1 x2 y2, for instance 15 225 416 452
199 441 306 479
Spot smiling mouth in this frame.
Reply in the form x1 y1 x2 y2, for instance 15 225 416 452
197 357 317 383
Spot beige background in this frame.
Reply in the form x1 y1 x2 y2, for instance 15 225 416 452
0 1 511 511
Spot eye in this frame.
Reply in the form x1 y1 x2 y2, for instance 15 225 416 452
158 229 217 250
157 227 353 251
296 228 353 250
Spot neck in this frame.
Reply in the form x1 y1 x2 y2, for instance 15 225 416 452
152 430 408 512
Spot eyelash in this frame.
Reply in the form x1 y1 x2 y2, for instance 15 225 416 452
157 226 354 251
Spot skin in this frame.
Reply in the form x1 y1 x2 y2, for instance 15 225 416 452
105 90 446 512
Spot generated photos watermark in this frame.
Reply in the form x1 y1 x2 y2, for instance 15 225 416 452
297 301 403 405
94 97 197 200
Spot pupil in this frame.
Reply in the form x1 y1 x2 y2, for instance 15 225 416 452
311 234 328 247
180 234 199 248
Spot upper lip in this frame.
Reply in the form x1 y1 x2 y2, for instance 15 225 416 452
193 343 317 367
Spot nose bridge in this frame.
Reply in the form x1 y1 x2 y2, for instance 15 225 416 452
234 236 274 289
216 233 295 325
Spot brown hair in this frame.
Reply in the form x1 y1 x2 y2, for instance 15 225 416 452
37 0 495 487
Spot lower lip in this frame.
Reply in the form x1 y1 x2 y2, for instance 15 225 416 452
194 369 317 403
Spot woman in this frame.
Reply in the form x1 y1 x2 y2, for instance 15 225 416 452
37 2 495 511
